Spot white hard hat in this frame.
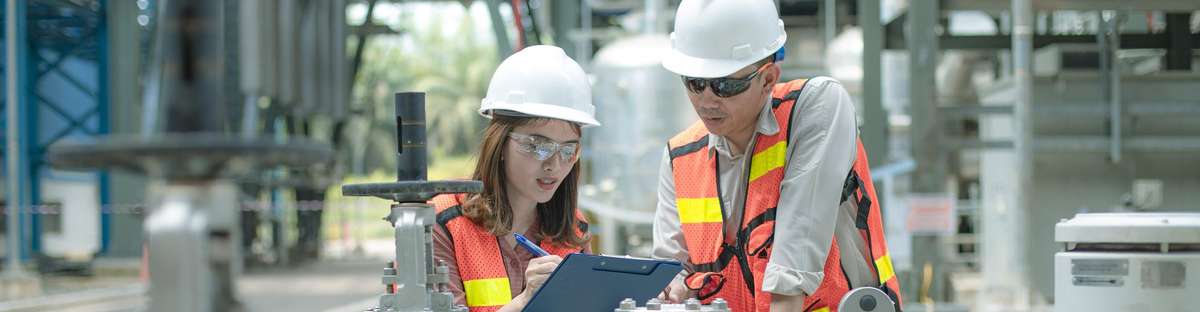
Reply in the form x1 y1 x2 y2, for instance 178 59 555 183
480 45 600 127
662 0 787 78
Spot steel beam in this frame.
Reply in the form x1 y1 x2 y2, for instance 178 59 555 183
944 0 1200 12
887 33 1200 50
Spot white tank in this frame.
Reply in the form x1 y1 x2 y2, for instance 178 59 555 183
585 34 694 214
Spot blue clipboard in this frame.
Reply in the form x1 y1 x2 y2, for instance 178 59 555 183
522 253 682 312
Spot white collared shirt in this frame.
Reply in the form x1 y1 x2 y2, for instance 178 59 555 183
653 77 876 296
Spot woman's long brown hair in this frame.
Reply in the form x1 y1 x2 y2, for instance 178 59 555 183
461 114 587 248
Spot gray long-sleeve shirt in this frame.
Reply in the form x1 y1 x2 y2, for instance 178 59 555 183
653 77 877 296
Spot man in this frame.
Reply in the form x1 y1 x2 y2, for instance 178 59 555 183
653 1 902 311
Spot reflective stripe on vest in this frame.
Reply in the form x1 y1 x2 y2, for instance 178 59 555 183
463 278 512 307
669 79 902 312
843 140 904 308
431 193 589 312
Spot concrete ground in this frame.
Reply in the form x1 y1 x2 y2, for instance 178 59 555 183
0 239 396 312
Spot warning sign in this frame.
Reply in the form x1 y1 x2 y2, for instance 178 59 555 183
905 193 957 235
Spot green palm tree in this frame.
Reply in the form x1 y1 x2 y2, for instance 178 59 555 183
351 6 499 176
406 13 497 157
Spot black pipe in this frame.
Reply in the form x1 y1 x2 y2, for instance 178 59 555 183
394 92 427 181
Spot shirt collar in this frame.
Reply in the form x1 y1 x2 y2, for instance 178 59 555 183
707 98 780 158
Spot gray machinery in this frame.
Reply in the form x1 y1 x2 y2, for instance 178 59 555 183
342 92 475 312
613 287 896 312
1055 213 1200 312
45 0 332 311
614 298 731 312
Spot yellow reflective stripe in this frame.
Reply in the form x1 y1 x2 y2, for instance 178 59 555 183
463 277 512 307
748 142 787 182
677 198 722 223
813 307 831 312
875 253 896 284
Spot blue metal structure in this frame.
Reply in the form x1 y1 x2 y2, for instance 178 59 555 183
2 0 110 259
2 0 36 262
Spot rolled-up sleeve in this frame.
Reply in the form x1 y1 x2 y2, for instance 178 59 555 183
761 78 859 296
653 146 693 278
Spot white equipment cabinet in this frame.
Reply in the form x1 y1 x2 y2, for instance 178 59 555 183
1055 213 1200 312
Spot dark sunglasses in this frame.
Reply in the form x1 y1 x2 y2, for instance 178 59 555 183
681 64 767 98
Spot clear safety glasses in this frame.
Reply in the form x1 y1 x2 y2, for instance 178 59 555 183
508 132 580 162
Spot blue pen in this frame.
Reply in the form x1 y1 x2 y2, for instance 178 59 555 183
513 233 550 257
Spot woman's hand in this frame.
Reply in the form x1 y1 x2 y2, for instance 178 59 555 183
502 255 564 312
523 255 562 293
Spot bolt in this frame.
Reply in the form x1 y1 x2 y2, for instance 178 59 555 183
711 298 728 309
646 297 662 310
860 294 878 311
619 298 637 309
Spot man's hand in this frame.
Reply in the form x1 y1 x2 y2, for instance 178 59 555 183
657 276 693 304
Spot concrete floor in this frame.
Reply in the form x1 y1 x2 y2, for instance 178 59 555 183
239 258 383 312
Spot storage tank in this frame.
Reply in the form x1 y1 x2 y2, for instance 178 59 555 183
584 34 694 254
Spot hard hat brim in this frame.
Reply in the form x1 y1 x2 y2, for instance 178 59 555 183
661 48 755 78
480 102 601 128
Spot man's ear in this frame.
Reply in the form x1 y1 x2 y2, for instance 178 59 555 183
763 63 781 88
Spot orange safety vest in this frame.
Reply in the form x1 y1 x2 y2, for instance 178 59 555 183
430 193 589 312
668 79 902 312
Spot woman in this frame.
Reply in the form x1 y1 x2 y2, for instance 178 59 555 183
430 45 600 312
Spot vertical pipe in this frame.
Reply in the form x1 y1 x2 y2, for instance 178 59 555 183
98 0 112 255
239 0 260 138
107 0 141 257
1101 12 1122 163
394 92 427 183
908 0 944 301
644 0 661 35
5 0 27 275
485 0 513 59
349 0 377 89
823 0 836 48
332 0 347 119
277 0 297 106
550 0 579 57
579 1 592 67
241 96 258 138
140 0 164 136
160 0 225 133
908 0 943 193
1011 0 1034 306
858 0 887 167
